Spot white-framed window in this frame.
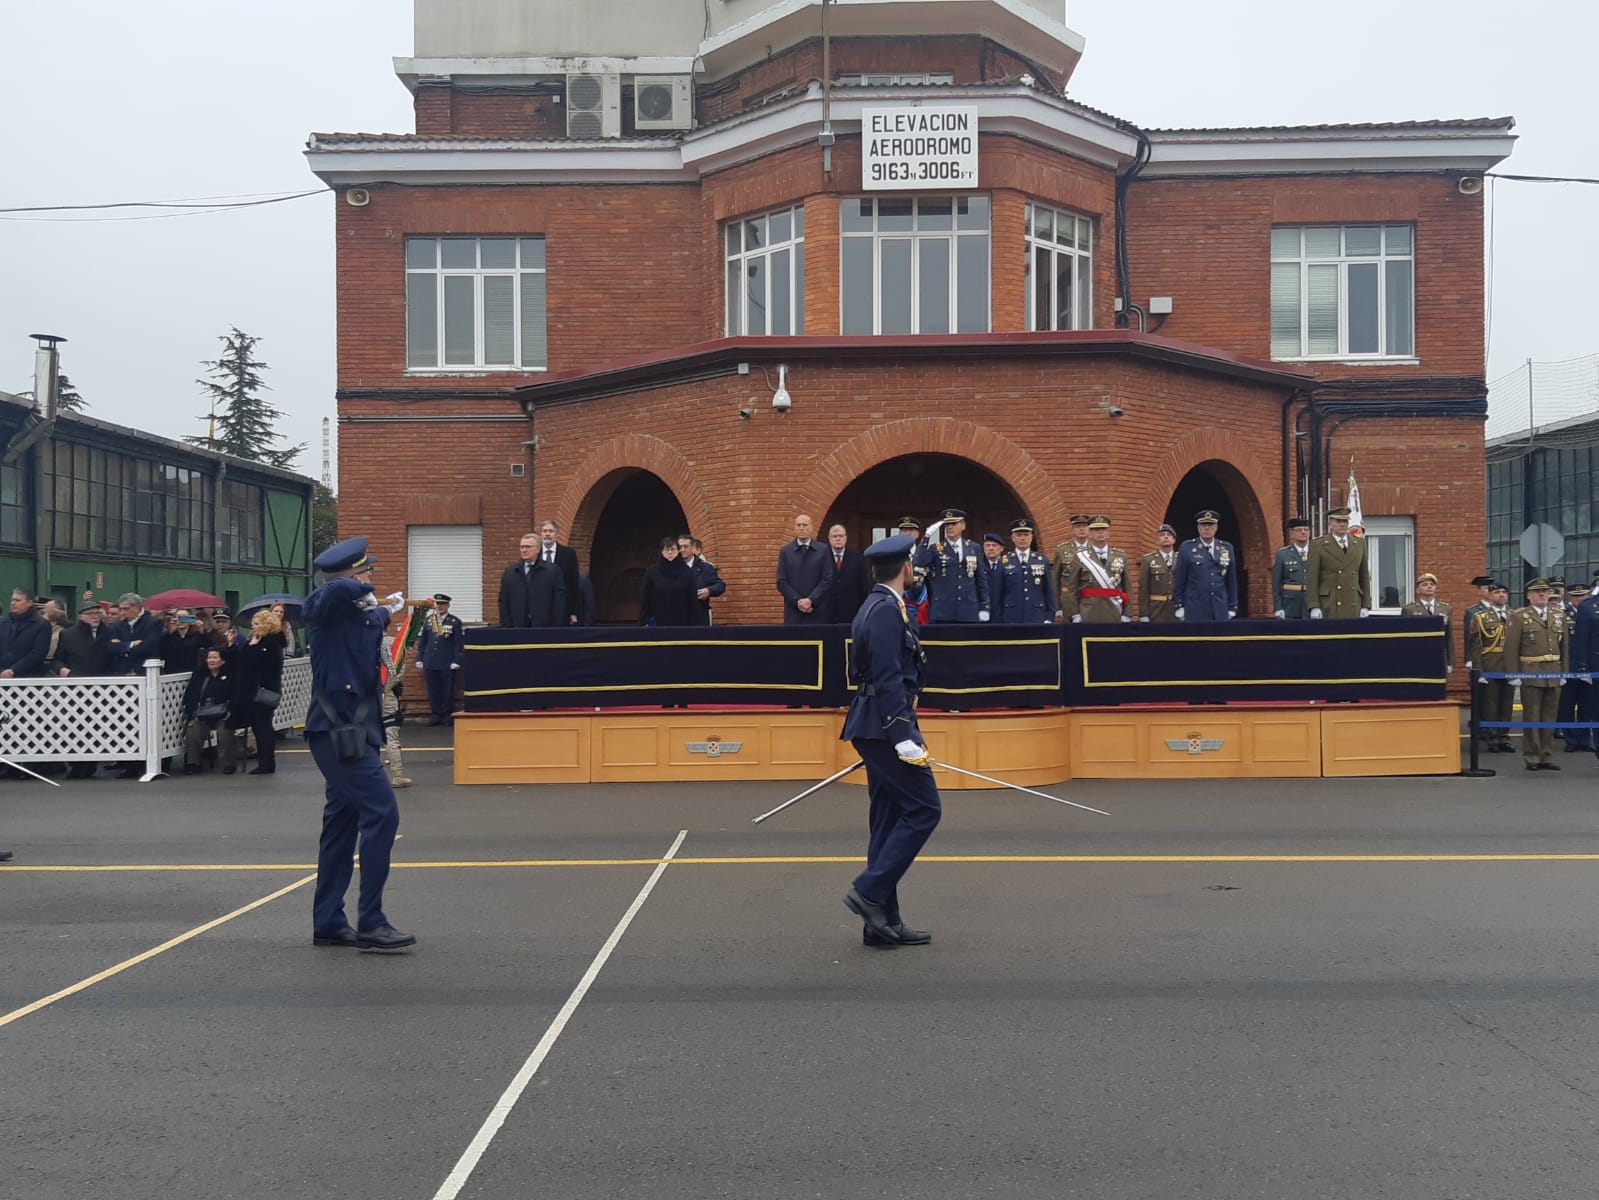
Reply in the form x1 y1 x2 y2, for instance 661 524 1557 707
1362 515 1415 613
834 72 955 86
1025 202 1093 331
725 206 805 336
405 237 547 371
1270 225 1414 360
841 195 990 335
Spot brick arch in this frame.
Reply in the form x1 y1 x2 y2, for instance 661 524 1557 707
556 434 716 568
1140 428 1276 552
800 418 1069 540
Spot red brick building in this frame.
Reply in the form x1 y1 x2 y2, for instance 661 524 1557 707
308 0 1513 645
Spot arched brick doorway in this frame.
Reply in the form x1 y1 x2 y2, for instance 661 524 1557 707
1163 459 1270 616
581 469 690 624
823 453 1031 549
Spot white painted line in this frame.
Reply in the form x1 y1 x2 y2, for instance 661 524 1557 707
430 829 689 1200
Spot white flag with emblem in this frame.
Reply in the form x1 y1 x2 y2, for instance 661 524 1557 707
1346 464 1364 528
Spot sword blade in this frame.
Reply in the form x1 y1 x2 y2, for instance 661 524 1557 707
752 760 865 824
928 760 1107 815
0 758 62 788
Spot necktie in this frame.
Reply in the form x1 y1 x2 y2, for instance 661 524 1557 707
544 547 553 563
522 563 530 577
836 553 843 570
1338 538 1347 550
799 540 809 549
1426 603 1433 615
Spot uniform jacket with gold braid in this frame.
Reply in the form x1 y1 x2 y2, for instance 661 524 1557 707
1400 599 1454 668
1138 551 1179 623
1271 544 1311 618
912 537 990 623
1051 540 1091 620
1466 605 1509 671
416 607 465 671
1505 604 1568 689
995 549 1054 624
1064 546 1130 623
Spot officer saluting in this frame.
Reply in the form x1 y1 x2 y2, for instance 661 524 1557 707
842 534 941 948
912 507 990 623
304 537 415 952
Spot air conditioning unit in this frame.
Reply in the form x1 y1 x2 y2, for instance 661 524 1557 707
633 75 693 131
566 73 622 138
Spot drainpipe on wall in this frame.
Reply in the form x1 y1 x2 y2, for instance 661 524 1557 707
29 334 63 597
212 459 227 597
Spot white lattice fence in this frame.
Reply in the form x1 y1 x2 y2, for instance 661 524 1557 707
0 657 317 779
276 657 312 732
0 675 144 760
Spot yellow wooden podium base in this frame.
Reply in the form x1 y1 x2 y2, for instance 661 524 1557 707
452 702 1461 785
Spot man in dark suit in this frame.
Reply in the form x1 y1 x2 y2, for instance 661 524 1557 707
415 593 465 725
104 591 165 675
823 523 871 624
679 535 727 627
499 532 568 627
0 589 51 678
776 513 831 624
537 520 582 626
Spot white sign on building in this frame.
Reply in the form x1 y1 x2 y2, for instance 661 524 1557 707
861 106 979 191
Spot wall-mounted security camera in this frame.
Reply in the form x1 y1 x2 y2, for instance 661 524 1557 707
771 364 792 412
1107 405 1125 418
738 407 754 420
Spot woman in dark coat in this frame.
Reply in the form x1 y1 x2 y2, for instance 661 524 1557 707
230 608 286 775
182 648 238 774
639 536 696 628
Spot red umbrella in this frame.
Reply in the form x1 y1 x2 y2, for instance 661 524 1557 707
144 588 226 610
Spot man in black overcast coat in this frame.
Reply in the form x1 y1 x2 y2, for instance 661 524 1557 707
823 523 871 624
537 519 582 626
776 513 832 624
499 532 568 627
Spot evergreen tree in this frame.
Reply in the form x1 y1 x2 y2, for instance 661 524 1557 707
55 373 86 412
311 483 340 553
185 328 306 469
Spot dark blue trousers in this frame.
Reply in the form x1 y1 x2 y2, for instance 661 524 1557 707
1559 679 1592 749
851 738 942 920
309 732 401 933
425 668 454 722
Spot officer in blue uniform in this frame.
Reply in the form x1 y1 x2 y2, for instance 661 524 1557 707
997 517 1054 624
415 592 465 725
841 534 941 948
912 507 990 623
1173 509 1238 622
304 537 415 952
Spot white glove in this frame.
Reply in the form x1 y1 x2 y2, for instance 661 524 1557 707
1054 610 1064 621
1227 611 1236 619
1174 607 1184 620
1465 661 1473 670
1274 610 1286 619
356 592 379 611
1447 665 1454 673
1310 608 1323 619
1071 614 1082 624
1139 616 1149 623
450 662 460 671
1506 677 1523 688
924 519 945 542
1120 615 1131 623
384 591 406 612
977 611 990 623
1476 674 1488 686
895 739 932 767
1359 608 1370 619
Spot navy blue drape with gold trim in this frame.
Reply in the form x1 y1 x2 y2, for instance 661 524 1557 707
460 617 1448 711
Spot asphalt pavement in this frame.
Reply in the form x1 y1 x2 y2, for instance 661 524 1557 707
4 729 1599 1200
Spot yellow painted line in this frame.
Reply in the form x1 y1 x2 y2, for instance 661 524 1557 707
10 854 1599 873
0 873 316 1031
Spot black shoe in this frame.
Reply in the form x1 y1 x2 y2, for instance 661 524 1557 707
248 766 274 775
312 925 360 948
0 850 13 863
356 924 417 952
843 888 905 943
1538 762 1562 771
222 766 236 775
864 923 932 947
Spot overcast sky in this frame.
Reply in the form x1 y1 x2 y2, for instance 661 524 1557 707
2 0 1593 488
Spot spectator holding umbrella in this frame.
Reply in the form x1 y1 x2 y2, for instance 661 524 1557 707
231 608 286 775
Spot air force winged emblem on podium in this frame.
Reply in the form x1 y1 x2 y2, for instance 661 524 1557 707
687 735 743 758
1166 733 1224 756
